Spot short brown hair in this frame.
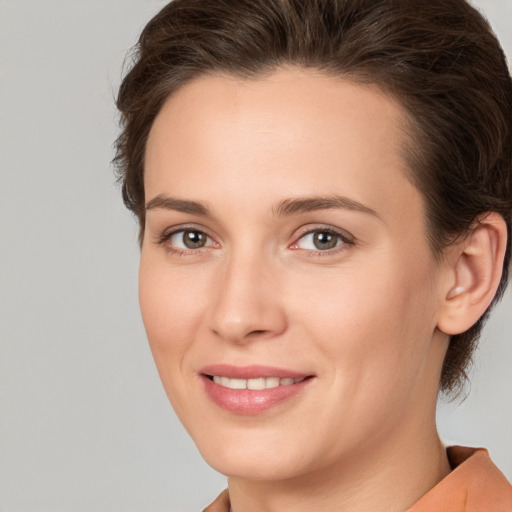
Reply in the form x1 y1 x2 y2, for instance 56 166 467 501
114 0 512 394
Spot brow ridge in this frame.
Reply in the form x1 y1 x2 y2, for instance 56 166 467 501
145 193 379 220
274 195 379 218
145 194 211 216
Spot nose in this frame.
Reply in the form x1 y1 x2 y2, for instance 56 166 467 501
207 252 288 344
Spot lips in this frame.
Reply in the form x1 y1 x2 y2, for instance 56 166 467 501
200 364 314 415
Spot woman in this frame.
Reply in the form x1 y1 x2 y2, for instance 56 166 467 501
114 0 512 510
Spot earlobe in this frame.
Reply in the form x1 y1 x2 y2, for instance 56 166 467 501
437 212 507 336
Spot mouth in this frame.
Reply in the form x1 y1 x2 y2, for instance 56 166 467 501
199 365 315 415
205 375 308 390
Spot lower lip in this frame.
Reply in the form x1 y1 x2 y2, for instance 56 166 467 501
201 375 313 415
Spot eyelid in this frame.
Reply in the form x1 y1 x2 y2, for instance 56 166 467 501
170 230 216 249
154 223 219 252
153 222 355 256
289 225 355 252
155 223 212 240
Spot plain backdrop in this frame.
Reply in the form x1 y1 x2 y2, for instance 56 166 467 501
0 1 511 511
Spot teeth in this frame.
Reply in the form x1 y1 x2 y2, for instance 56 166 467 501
212 376 306 389
247 378 265 390
229 378 247 390
265 377 280 388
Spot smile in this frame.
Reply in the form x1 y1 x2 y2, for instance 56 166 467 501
209 376 306 390
200 366 314 415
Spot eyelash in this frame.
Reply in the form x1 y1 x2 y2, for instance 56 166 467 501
156 225 217 256
290 226 354 257
155 225 355 257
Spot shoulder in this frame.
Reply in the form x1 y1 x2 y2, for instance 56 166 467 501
203 489 230 512
408 446 512 512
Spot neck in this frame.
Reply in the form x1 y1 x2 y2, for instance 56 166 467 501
228 423 451 512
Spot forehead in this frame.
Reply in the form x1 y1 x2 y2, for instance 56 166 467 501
145 67 423 230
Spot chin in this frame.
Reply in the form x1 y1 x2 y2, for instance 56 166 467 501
204 452 305 481
192 428 315 481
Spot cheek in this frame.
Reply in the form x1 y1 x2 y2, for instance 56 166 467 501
138 256 207 366
292 259 438 445
293 252 438 386
138 256 213 421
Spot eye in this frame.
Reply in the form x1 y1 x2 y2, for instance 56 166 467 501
293 229 348 251
167 229 215 250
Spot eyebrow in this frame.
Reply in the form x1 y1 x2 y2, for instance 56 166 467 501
145 193 380 220
145 194 212 216
274 195 380 219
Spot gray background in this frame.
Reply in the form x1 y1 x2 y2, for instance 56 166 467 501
0 1 510 510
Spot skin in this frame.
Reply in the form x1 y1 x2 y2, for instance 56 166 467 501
140 67 467 511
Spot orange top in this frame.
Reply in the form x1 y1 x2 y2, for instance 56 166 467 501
204 446 512 512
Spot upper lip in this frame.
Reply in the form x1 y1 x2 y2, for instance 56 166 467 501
199 364 311 380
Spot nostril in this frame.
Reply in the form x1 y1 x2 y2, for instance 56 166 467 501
209 308 288 343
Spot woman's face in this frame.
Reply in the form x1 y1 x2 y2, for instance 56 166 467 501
140 67 450 480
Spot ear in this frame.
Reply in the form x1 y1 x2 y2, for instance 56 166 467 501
437 212 508 336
